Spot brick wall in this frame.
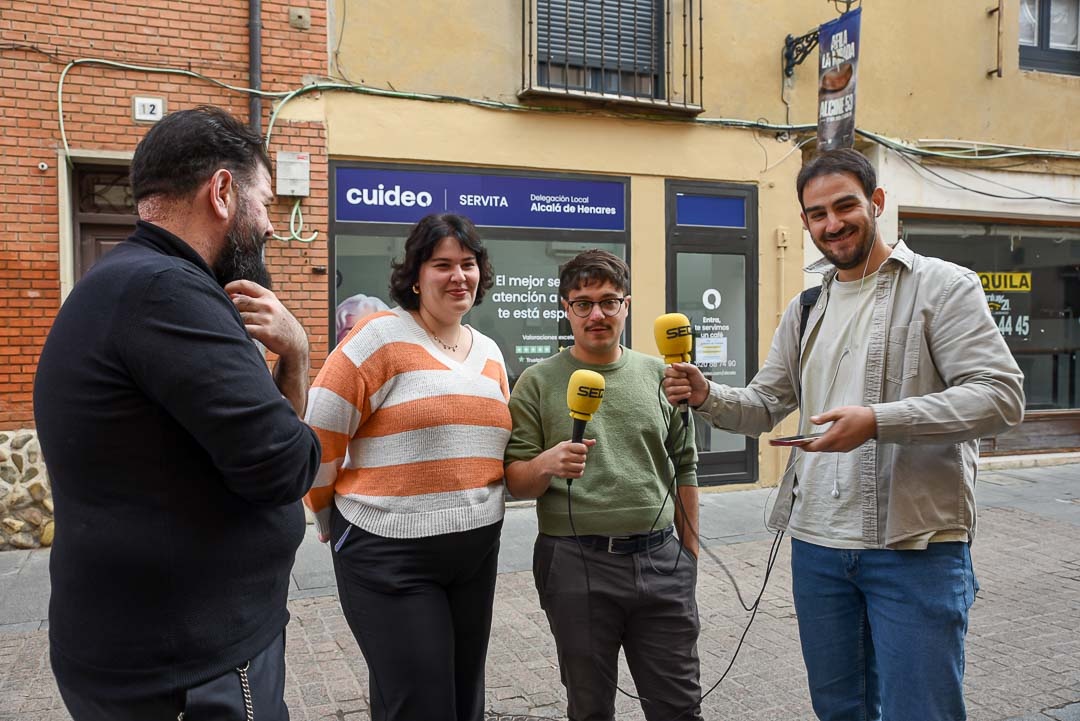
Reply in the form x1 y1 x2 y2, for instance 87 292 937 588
0 0 330 427
262 121 332 372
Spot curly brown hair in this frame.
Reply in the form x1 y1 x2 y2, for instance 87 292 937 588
558 249 629 300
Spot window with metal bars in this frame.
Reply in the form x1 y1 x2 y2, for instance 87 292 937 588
535 0 662 98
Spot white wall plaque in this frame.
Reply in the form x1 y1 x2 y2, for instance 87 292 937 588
133 96 166 123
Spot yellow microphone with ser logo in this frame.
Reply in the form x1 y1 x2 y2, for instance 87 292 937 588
654 312 693 425
566 369 605 444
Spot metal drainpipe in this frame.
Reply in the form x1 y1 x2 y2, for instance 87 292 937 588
249 0 262 133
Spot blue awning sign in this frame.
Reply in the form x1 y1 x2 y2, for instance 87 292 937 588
335 167 625 231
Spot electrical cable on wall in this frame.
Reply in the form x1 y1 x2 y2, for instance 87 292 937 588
856 127 1080 162
50 58 329 243
5 43 1078 248
6 42 1077 167
39 51 1080 167
272 198 319 242
56 58 289 165
892 151 1080 206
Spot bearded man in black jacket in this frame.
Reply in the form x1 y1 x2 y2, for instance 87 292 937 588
33 106 321 721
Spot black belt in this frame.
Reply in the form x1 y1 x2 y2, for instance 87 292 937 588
573 526 674 554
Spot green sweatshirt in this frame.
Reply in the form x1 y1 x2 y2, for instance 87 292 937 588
505 347 697 536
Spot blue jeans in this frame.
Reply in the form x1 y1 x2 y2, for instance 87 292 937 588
790 538 978 721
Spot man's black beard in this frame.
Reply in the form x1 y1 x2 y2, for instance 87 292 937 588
819 220 877 271
214 219 272 289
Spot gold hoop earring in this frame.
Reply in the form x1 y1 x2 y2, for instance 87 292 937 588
412 284 420 295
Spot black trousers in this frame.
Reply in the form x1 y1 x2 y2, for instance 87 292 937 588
534 532 702 721
330 505 502 721
56 631 288 721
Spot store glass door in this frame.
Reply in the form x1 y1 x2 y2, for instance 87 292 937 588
666 181 758 484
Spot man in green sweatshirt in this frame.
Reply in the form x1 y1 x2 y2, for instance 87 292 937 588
505 249 702 721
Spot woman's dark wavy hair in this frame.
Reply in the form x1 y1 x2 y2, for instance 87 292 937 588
130 105 271 202
389 213 494 310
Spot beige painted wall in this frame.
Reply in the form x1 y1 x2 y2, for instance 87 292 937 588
329 0 521 99
330 0 1079 149
776 0 1080 147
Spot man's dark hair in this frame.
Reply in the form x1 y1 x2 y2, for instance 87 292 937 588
130 106 272 202
796 148 877 208
389 213 494 310
558 249 630 300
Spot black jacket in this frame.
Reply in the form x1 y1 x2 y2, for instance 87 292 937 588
34 220 321 698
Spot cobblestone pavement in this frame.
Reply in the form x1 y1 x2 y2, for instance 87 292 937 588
1 463 1078 720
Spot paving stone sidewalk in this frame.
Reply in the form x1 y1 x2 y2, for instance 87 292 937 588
1 464 1078 720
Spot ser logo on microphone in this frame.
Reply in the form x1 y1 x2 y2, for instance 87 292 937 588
576 386 604 399
665 325 692 340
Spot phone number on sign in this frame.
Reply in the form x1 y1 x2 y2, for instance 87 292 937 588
996 315 1029 336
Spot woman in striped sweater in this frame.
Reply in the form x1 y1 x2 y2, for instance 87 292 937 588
304 213 511 721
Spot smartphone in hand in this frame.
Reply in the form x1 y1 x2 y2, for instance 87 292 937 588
769 433 825 447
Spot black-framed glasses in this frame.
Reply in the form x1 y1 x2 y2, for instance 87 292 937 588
567 297 627 318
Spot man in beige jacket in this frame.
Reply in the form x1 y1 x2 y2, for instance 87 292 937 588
664 149 1024 721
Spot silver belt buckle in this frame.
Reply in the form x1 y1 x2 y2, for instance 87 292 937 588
607 536 631 553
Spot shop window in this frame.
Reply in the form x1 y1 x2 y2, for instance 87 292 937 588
331 164 629 387
1020 0 1080 75
335 235 626 386
903 220 1080 413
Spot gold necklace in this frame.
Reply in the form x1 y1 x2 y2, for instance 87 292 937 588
430 329 460 352
417 313 463 352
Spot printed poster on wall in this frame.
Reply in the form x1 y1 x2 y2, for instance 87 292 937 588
980 271 1032 340
817 8 861 151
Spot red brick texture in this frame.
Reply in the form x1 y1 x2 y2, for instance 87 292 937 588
0 0 331 427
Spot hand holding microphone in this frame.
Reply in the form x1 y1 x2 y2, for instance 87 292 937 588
654 313 698 424
662 363 709 408
545 369 604 482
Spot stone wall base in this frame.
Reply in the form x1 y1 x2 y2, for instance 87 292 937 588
0 430 53 550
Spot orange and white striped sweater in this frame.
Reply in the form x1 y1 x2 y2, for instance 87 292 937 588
303 307 511 539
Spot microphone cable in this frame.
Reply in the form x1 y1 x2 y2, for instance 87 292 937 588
564 476 656 708
557 369 700 713
647 377 793 717
560 368 651 706
652 379 785 609
559 373 796 720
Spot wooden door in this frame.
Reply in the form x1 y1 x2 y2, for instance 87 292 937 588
78 223 133 279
